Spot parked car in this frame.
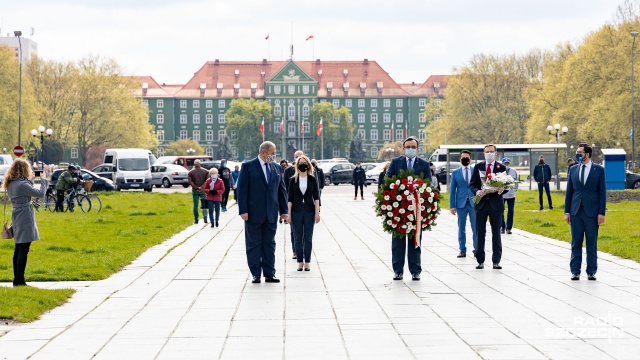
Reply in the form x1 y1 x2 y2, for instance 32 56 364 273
0 165 9 187
154 155 213 170
319 162 355 185
0 154 13 166
91 163 116 180
627 170 640 189
50 169 115 192
365 163 387 185
151 164 189 188
435 162 462 184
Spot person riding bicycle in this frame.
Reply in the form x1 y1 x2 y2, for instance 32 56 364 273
54 165 79 212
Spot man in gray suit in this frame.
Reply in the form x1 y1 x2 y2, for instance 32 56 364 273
565 143 606 281
236 141 289 284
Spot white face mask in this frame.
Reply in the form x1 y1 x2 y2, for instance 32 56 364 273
484 152 496 163
266 154 277 163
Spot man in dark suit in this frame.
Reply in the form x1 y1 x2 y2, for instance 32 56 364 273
449 150 477 258
469 144 506 270
564 143 606 281
236 141 289 283
533 155 553 210
385 136 431 281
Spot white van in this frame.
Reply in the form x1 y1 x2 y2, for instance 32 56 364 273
0 154 14 166
104 149 153 192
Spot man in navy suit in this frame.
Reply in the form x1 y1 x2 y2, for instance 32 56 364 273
564 143 606 281
449 150 477 258
385 136 431 281
469 144 506 270
236 141 289 283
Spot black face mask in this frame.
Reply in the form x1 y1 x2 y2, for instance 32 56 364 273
539 160 545 165
461 158 470 166
298 163 309 172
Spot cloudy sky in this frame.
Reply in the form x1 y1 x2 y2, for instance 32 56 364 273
2 0 623 85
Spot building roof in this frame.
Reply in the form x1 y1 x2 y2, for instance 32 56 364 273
128 76 180 98
174 59 410 98
410 75 451 97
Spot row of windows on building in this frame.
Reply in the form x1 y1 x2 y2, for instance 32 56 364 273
157 126 426 143
155 111 439 125
142 97 439 110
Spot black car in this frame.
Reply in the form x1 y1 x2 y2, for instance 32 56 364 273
434 162 462 184
91 163 116 180
50 169 115 192
319 163 355 185
627 170 640 189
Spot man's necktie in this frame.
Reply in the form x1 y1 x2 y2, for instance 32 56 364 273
408 159 413 170
580 165 585 186
464 167 469 184
486 163 491 175
265 163 271 184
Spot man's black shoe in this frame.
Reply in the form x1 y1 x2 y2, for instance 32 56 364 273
393 273 403 280
539 207 543 211
411 273 420 281
457 252 466 258
493 264 502 270
571 274 580 281
204 219 208 223
549 206 554 210
587 274 596 281
251 275 261 283
501 229 505 234
264 276 280 283
476 263 484 269
506 229 512 234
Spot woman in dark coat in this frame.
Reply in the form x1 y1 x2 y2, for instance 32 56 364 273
378 162 390 190
287 155 320 271
3 158 48 287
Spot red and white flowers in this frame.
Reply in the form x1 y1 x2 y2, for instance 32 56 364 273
472 171 516 204
375 169 441 245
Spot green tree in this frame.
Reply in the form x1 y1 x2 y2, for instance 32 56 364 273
225 99 272 160
310 102 354 159
165 139 204 156
0 47 42 153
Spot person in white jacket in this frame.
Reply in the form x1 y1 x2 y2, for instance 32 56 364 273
501 158 518 234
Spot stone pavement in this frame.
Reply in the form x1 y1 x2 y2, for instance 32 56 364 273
1 187 640 359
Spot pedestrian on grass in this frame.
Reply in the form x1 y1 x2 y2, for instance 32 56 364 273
3 158 48 287
204 168 225 227
533 155 553 210
188 159 209 224
501 158 518 235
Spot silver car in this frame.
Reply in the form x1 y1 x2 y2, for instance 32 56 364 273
151 164 189 188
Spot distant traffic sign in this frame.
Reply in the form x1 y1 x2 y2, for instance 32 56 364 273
13 145 24 157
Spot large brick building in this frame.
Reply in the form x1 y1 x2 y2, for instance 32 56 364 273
132 59 448 160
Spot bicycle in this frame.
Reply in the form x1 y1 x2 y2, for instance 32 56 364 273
77 186 102 213
48 185 91 213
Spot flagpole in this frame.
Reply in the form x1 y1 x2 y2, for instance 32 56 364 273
321 117 324 160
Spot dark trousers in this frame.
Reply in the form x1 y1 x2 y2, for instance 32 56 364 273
292 210 315 263
207 201 221 223
354 183 364 197
538 182 552 208
391 235 421 274
222 183 230 208
13 242 31 286
475 205 503 265
55 190 66 212
502 198 515 231
244 219 277 277
570 206 599 275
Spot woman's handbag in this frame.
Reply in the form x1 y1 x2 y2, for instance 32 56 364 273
2 200 13 239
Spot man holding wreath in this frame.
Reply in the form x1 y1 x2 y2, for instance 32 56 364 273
385 136 431 281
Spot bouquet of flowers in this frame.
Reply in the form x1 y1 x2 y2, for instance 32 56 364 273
374 169 441 248
472 171 515 204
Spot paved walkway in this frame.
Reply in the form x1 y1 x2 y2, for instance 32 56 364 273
1 188 640 359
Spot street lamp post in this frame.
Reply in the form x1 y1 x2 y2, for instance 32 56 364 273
632 31 639 170
186 148 195 156
547 124 568 190
15 30 23 146
31 126 53 167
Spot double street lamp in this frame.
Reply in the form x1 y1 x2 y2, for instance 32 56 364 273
186 148 195 155
31 126 53 167
384 147 397 161
547 124 568 190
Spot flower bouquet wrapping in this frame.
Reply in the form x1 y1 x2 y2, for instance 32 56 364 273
472 171 515 204
374 169 441 248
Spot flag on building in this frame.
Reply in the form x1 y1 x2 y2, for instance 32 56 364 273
316 118 323 136
390 122 394 139
265 34 269 40
279 118 284 136
306 35 314 41
260 118 265 137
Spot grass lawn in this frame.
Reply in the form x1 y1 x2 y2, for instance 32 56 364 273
0 287 75 322
1 192 194 322
439 190 640 263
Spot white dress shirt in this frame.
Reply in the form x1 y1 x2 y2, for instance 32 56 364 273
258 157 269 182
580 160 593 184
